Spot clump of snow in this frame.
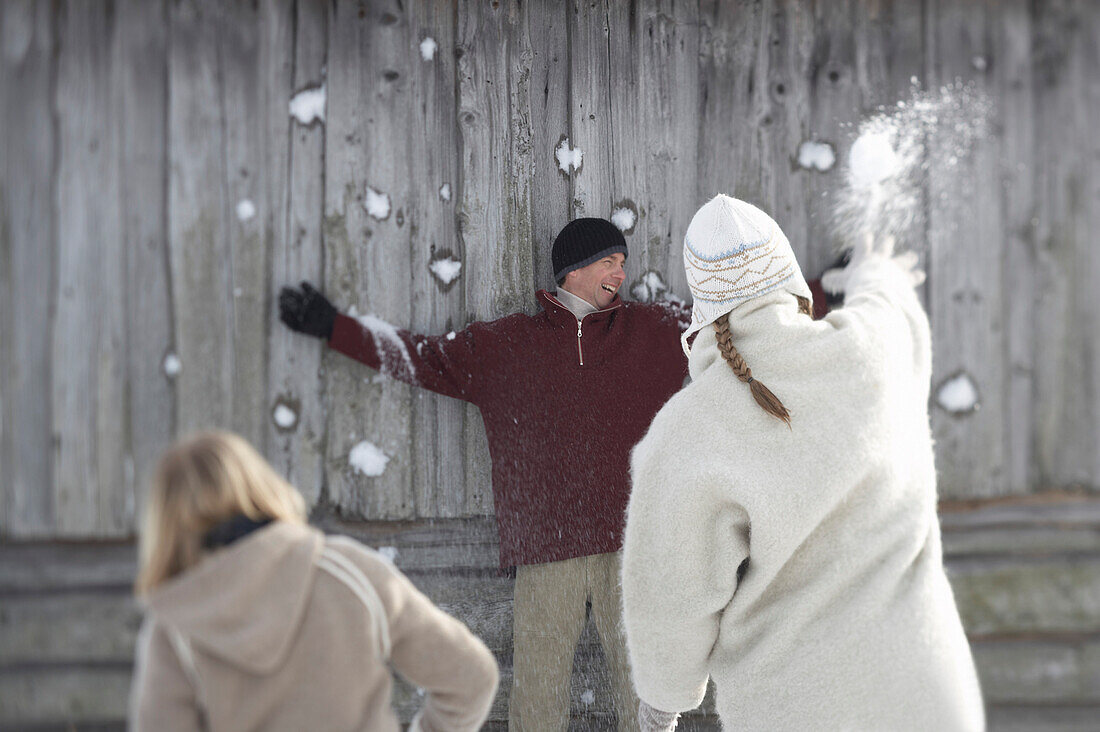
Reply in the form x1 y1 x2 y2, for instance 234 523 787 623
971 55 988 72
289 85 325 125
936 372 979 414
349 309 417 381
445 331 456 341
420 37 438 61
365 186 391 220
439 183 452 202
349 440 389 477
163 353 181 378
236 199 256 221
848 131 901 189
611 207 636 232
631 270 669 303
377 546 399 563
580 689 595 705
797 141 836 172
273 404 298 429
555 138 583 173
429 257 463 285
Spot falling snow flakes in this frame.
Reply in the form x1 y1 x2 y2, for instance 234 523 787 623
272 403 298 430
236 199 256 221
163 352 181 379
555 138 583 174
365 186 391 220
797 141 836 172
936 372 980 415
611 206 636 233
439 183 452 202
631 270 669 303
429 256 463 285
289 85 325 125
349 440 390 477
420 37 438 61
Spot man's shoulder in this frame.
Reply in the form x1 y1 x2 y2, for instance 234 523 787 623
622 297 691 324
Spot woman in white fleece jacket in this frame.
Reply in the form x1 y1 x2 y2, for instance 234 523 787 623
621 195 984 732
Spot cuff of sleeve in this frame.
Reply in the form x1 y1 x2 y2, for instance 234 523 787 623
634 674 708 715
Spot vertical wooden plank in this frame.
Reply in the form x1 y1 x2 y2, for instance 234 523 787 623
0 0 56 537
568 0 613 222
116 0 172 526
167 0 234 435
324 0 415 519
996 0 1037 494
52 1 128 536
926 0 1007 498
405 0 469 517
1032 0 1100 491
266 0 327 505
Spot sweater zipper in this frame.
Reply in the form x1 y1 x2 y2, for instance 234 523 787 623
576 319 584 365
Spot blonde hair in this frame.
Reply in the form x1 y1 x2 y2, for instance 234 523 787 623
135 431 307 596
712 295 814 429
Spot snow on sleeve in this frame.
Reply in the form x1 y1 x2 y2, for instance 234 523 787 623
289 85 325 125
364 186 391 220
555 138 583 174
428 256 462 285
349 440 390 477
163 352 181 379
236 199 256 222
445 331 456 341
351 311 417 381
611 206 636 233
419 37 438 61
797 141 836 172
936 372 980 414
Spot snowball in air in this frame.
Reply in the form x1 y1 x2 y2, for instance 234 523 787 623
555 139 583 173
273 404 298 429
439 183 452 202
847 131 901 189
936 373 979 414
429 257 463 285
797 141 836 172
163 353 181 378
349 440 390 477
420 37 438 61
365 186 391 220
289 85 326 125
610 207 636 232
236 199 256 221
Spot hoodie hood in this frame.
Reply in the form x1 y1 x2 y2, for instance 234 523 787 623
681 195 812 356
144 521 324 675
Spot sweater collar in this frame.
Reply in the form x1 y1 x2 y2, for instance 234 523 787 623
537 289 622 328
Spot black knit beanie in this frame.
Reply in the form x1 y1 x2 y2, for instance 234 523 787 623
551 218 629 282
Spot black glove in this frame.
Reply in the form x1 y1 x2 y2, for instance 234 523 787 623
279 281 337 340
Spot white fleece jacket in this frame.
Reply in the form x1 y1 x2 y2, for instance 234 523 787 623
621 254 984 731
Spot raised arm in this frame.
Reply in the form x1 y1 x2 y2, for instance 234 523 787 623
279 281 484 402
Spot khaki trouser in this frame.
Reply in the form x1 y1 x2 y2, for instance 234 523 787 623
508 551 639 731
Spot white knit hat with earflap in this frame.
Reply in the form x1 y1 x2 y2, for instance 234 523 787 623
681 195 813 355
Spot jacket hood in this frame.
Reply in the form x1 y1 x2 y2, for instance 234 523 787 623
144 521 324 675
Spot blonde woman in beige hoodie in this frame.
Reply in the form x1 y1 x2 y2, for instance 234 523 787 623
129 431 499 732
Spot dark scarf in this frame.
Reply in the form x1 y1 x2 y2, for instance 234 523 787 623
202 514 272 550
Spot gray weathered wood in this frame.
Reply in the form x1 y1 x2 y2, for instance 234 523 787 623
568 0 614 222
52 1 129 536
0 0 55 539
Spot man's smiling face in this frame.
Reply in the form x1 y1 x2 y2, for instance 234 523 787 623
562 253 627 309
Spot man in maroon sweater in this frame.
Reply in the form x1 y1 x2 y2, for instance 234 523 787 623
280 219 689 729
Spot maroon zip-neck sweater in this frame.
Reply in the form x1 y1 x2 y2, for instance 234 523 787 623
328 290 690 567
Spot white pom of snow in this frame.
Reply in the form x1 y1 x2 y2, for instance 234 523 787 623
289 85 326 125
236 199 256 221
610 207 636 232
420 37 438 61
163 353 181 378
445 331 456 341
936 372 979 414
555 138 583 173
847 131 901 189
273 404 298 429
365 186 391 220
797 141 836 172
580 689 595 705
631 271 668 303
377 546 399 563
439 183 452 202
349 440 390 477
429 257 463 285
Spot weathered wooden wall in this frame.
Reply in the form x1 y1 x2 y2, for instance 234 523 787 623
2 0 1099 729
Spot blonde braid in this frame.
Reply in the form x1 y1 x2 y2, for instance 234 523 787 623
713 313 792 428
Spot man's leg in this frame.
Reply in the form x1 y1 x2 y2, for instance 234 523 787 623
509 556 587 731
587 551 640 731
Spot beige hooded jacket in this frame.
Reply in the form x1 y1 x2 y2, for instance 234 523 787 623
129 521 498 731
